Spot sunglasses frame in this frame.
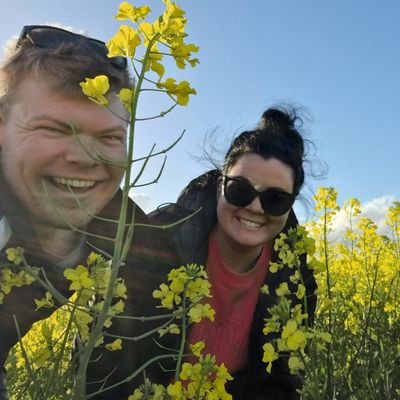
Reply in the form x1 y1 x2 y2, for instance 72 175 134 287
222 175 295 217
17 25 127 70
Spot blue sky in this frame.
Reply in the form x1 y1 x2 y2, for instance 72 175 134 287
2 0 399 222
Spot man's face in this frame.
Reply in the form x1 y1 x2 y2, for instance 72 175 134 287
0 76 128 230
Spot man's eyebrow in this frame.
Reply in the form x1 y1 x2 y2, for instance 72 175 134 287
28 115 72 130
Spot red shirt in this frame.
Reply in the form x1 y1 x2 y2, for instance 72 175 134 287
188 232 271 372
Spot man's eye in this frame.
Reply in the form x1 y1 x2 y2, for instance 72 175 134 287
39 126 66 134
101 135 125 143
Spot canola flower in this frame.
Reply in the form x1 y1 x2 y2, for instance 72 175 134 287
81 0 198 112
260 187 399 399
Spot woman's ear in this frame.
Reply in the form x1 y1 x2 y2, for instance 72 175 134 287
216 175 223 199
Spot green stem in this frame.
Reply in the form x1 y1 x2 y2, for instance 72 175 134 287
73 34 162 399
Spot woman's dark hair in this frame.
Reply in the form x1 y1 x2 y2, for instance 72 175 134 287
223 106 306 196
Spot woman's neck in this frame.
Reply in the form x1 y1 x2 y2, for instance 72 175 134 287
214 226 264 274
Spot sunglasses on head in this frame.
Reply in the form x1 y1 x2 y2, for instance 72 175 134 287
222 175 295 217
17 25 127 70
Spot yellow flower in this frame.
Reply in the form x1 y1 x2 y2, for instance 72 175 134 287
117 88 134 112
144 43 165 79
107 25 141 58
5 247 24 265
275 282 290 297
158 323 180 337
34 292 54 310
189 341 205 357
166 381 186 399
295 283 306 300
188 303 215 323
153 283 180 309
64 265 94 291
106 338 122 351
269 262 280 273
263 320 281 335
80 75 110 106
260 284 270 295
214 363 233 392
262 342 279 373
288 355 304 374
128 389 144 400
115 2 151 22
180 362 202 380
157 78 196 106
281 320 307 351
170 40 199 69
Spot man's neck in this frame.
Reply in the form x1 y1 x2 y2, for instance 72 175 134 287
32 222 84 260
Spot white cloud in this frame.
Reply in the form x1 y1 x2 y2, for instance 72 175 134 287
330 195 397 240
131 193 153 214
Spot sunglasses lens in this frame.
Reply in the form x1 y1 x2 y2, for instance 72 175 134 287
260 190 294 216
224 178 256 208
224 176 294 216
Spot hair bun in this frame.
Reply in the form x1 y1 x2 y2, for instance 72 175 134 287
258 107 297 132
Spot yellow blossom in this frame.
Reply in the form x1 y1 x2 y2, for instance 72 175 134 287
80 75 110 106
157 78 196 106
64 265 94 291
180 362 202 380
281 320 307 351
34 292 54 310
188 303 215 323
295 283 306 300
190 341 205 357
107 25 141 58
115 2 151 22
106 338 122 351
158 323 180 337
153 282 180 309
288 355 304 374
276 282 290 297
167 381 186 399
6 247 24 265
170 40 200 69
262 343 279 373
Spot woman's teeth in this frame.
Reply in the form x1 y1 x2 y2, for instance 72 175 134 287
238 217 262 228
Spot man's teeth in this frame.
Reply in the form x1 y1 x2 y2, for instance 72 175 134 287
238 218 262 228
54 177 96 188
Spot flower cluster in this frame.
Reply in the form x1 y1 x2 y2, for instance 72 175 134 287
261 226 331 375
153 264 215 334
166 354 233 399
0 247 38 304
302 188 400 398
129 348 233 400
81 0 198 110
34 252 127 347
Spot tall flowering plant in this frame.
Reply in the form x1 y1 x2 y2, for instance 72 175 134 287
1 2 233 399
262 188 400 399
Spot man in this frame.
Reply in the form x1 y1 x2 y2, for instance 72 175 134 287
0 25 177 399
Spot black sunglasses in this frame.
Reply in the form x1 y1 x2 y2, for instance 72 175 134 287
17 25 127 70
223 175 295 217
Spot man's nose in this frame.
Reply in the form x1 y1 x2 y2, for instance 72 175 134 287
64 135 100 166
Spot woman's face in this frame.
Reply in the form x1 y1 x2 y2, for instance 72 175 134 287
216 153 295 255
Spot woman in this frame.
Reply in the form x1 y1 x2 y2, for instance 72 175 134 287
150 106 317 399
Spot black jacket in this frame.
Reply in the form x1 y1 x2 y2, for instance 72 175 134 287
149 170 317 400
0 176 179 399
